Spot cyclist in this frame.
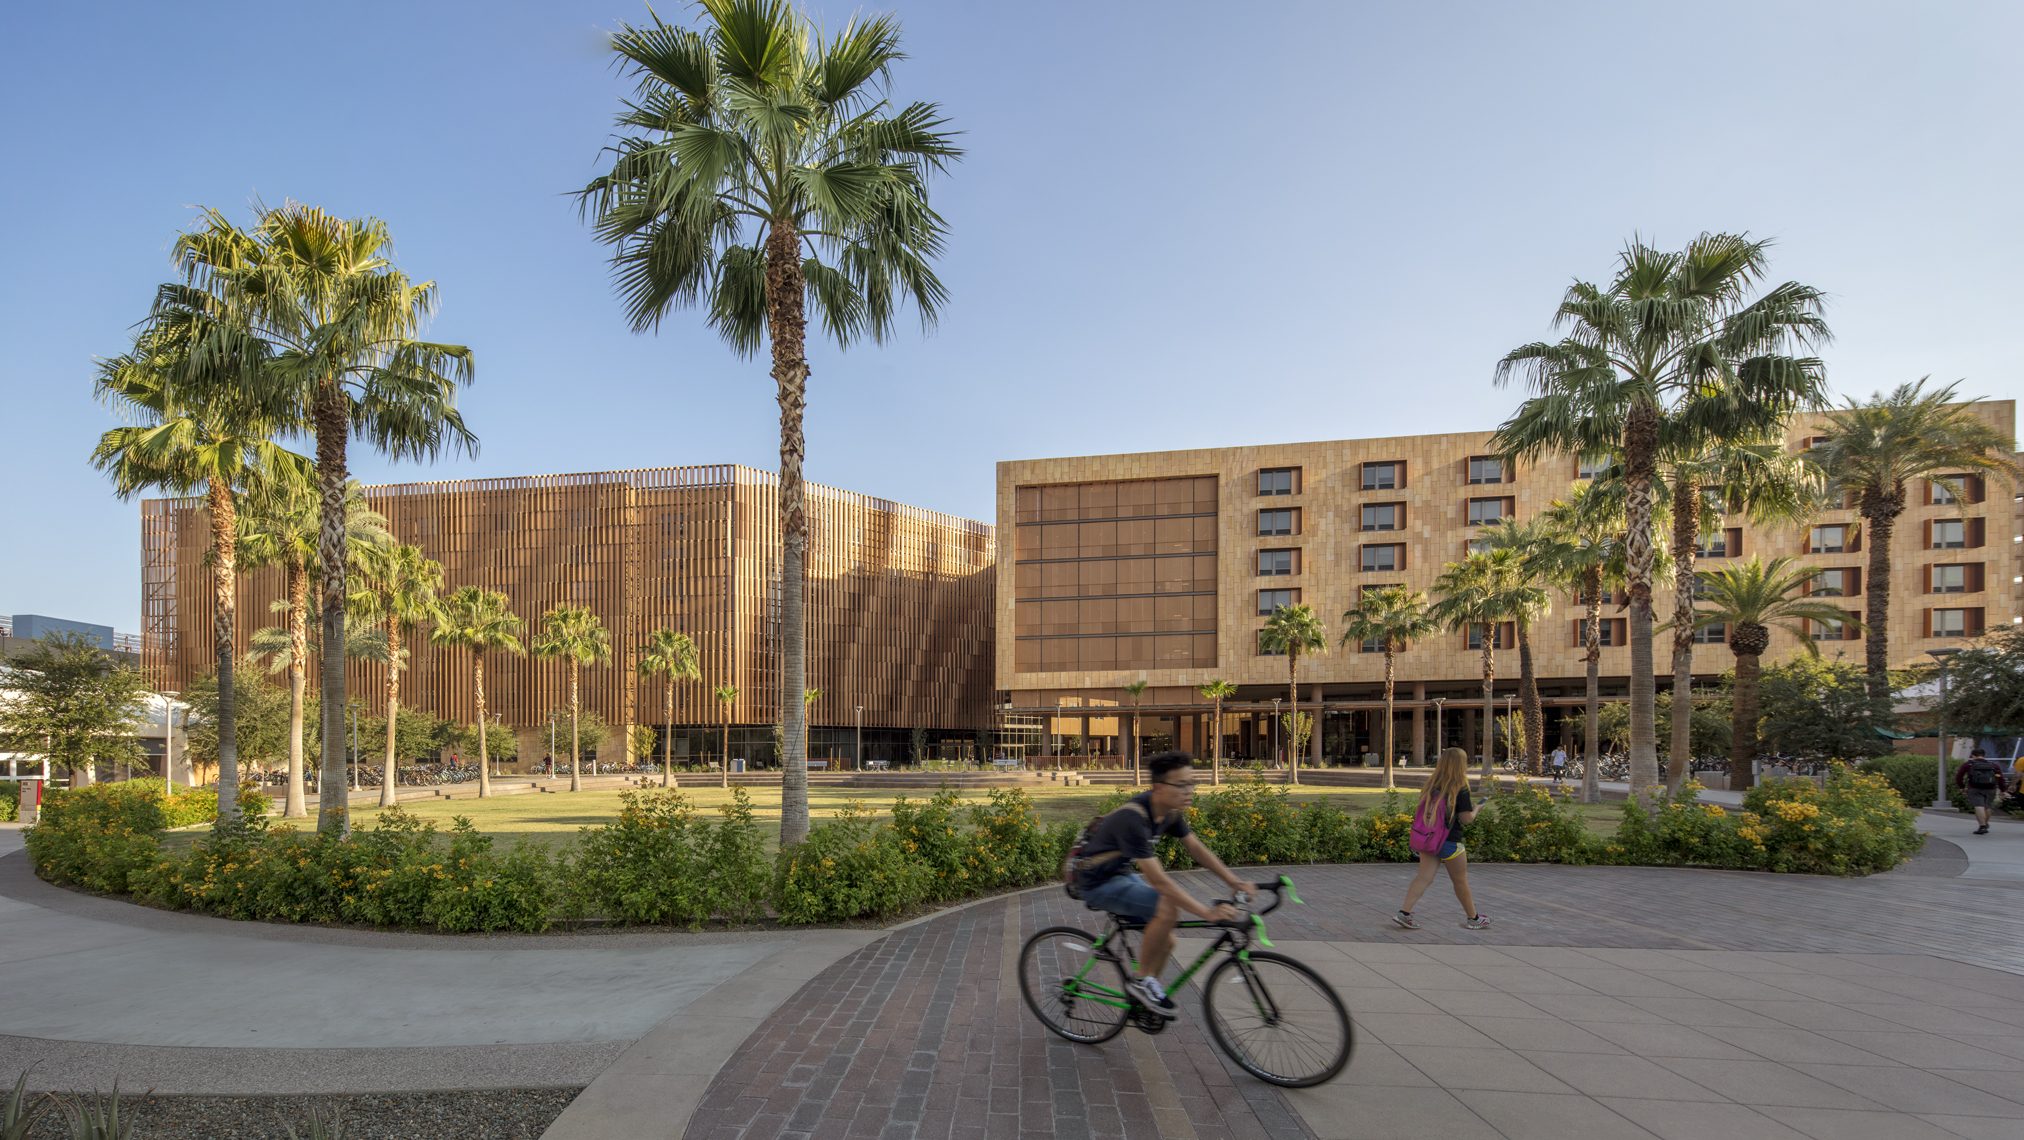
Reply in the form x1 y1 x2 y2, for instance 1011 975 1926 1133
1072 751 1246 1019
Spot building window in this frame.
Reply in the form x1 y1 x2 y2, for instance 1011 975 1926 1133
1695 532 1729 558
1932 609 1969 638
1465 537 1493 556
1931 520 1966 549
1467 456 1509 484
1258 508 1295 536
1931 481 1958 506
1359 635 1385 654
1361 502 1402 531
1809 615 1849 641
1258 467 1297 496
1693 623 1728 645
1258 549 1295 576
1576 456 1609 480
1810 525 1850 554
1361 461 1400 491
1360 543 1403 572
1467 497 1509 526
1931 565 1967 594
1811 569 1855 597
1597 620 1624 647
1257 588 1296 615
1466 623 1513 650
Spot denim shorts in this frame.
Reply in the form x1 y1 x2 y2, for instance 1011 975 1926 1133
1438 840 1464 862
1081 871 1160 921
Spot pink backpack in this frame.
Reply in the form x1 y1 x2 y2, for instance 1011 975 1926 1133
1409 795 1449 856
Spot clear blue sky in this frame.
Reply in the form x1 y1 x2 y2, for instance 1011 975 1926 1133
3 0 2019 633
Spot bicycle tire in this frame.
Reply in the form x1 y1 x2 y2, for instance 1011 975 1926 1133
1018 927 1130 1044
1202 951 1353 1087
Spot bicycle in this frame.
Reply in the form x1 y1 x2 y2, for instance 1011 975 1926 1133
1017 875 1352 1087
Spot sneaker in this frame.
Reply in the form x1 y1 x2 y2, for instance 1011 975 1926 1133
1128 975 1178 1018
1975 825 1990 835
1461 914 1493 930
1391 910 1421 930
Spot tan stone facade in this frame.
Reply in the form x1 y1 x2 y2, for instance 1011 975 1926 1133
997 404 2019 758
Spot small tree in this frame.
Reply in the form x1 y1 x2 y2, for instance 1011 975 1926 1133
637 629 700 788
1282 712 1314 763
1938 626 2024 737
714 685 738 789
0 635 149 789
452 721 520 766
533 605 611 792
431 586 527 804
1259 606 1327 786
1198 680 1236 786
1122 680 1149 784
1340 586 1438 790
1757 657 1894 763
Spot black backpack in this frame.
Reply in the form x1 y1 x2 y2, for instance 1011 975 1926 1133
1966 759 2004 790
1060 801 1151 899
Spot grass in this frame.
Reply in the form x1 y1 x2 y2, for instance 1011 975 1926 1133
172 780 1625 854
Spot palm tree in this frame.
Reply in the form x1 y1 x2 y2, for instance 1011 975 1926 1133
238 476 390 817
1480 519 1559 774
1197 680 1236 786
172 204 475 835
430 587 525 800
351 542 444 808
1494 233 1829 803
1339 587 1438 790
1688 558 1856 790
638 630 701 788
91 311 308 820
1259 604 1327 786
1540 482 1633 803
1806 380 2018 701
1122 680 1149 785
1432 549 1539 790
580 2 960 847
715 684 739 789
534 607 613 794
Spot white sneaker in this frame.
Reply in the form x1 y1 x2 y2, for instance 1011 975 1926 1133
1128 975 1178 1018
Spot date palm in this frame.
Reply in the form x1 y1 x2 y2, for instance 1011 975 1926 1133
1688 557 1857 790
1122 680 1149 786
351 542 444 808
1433 549 1543 791
1339 587 1437 790
1197 680 1236 786
639 630 701 787
172 204 475 834
91 310 308 820
1494 233 1829 804
715 684 739 789
534 606 613 793
1479 519 1559 774
580 1 960 846
1805 379 2018 701
1259 604 1327 786
431 587 525 801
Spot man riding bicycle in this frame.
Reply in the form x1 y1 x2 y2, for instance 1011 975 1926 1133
1072 752 1248 1019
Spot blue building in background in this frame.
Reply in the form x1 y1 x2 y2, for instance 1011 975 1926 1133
10 614 115 651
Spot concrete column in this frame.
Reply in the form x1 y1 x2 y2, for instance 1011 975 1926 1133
1411 681 1427 765
1311 684 1324 769
1463 708 1478 763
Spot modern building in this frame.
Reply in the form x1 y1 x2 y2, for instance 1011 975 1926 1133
142 465 995 768
0 614 141 665
996 402 2021 763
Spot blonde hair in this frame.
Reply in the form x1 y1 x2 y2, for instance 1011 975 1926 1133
1419 747 1470 819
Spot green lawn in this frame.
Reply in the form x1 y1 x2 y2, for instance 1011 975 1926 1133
175 781 1622 854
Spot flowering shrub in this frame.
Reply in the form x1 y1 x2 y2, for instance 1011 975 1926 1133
774 802 934 923
889 790 971 900
1356 791 1417 863
562 789 768 926
1609 782 1762 869
25 782 166 893
1469 783 1592 864
1743 767 1922 875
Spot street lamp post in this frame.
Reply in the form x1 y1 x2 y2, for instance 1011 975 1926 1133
855 705 864 773
160 691 179 795
548 712 557 779
1503 693 1516 774
1929 648 1961 810
1431 697 1447 763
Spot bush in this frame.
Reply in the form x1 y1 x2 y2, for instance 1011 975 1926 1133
1609 783 1762 869
1357 790 1418 863
1857 755 1942 809
109 777 271 827
25 783 165 894
1742 766 1924 875
0 782 16 822
961 790 1062 890
774 802 933 924
1469 783 1593 864
562 789 768 926
889 790 971 901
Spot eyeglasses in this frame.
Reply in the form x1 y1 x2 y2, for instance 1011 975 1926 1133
1157 781 1198 790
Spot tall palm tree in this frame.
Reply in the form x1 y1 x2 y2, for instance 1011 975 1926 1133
1688 558 1856 790
351 542 444 808
1122 680 1149 786
1806 380 2018 701
1432 549 1542 791
715 684 738 789
580 2 960 847
1494 233 1829 804
1339 586 1438 790
1540 482 1634 803
1197 680 1236 786
173 204 475 835
1259 604 1327 786
534 606 613 793
639 630 701 788
430 587 525 800
1480 519 1560 773
91 311 308 820
238 476 390 817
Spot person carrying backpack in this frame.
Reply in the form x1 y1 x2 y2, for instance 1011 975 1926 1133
1954 747 2007 835
1394 747 1489 930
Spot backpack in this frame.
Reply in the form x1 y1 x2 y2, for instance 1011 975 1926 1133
1061 801 1153 899
1408 794 1450 857
1966 759 2004 790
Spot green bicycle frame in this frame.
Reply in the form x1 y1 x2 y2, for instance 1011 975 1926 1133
1060 877 1302 1011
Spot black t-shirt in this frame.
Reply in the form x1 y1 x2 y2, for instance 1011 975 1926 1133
1076 793 1191 888
1424 788 1472 845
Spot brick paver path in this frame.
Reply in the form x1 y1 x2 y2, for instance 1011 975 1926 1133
685 848 2024 1140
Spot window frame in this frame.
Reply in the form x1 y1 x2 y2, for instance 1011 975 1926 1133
1256 588 1297 615
1258 548 1296 577
1359 543 1403 573
1360 502 1403 532
1466 497 1510 527
1360 461 1401 491
1810 525 1849 554
1931 520 1967 550
1257 467 1298 496
1257 508 1296 537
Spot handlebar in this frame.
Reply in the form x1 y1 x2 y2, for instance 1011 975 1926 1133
1208 874 1303 928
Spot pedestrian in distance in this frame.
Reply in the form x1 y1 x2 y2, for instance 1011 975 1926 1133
1550 745 1568 785
1955 747 2007 835
1394 747 1491 931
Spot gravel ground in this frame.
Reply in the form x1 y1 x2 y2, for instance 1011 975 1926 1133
16 1088 581 1139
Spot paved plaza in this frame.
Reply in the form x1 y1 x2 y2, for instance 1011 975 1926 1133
2 809 2022 1139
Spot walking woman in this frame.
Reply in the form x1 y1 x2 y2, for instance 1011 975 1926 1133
1393 747 1491 930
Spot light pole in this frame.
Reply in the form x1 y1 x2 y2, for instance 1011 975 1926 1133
548 712 557 779
855 705 864 772
1271 697 1282 769
1929 648 1961 810
1431 697 1446 763
160 691 179 795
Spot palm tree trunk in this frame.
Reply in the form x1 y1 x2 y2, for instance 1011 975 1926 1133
766 219 812 848
1480 644 1496 793
284 562 309 819
721 704 730 790
381 622 401 808
662 686 675 788
1582 569 1602 805
1287 654 1301 786
1731 649 1761 792
207 480 238 820
474 654 491 798
1130 709 1140 784
1623 401 1661 807
569 661 582 793
1667 471 1699 796
1861 497 1899 703
1517 622 1542 775
1382 651 1397 791
1211 701 1222 786
314 382 351 837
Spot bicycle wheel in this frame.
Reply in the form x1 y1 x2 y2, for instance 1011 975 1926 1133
1018 927 1130 1044
1202 951 1353 1087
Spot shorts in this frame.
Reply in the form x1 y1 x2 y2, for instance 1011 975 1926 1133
1965 788 1998 809
1438 840 1465 862
1081 871 1160 922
